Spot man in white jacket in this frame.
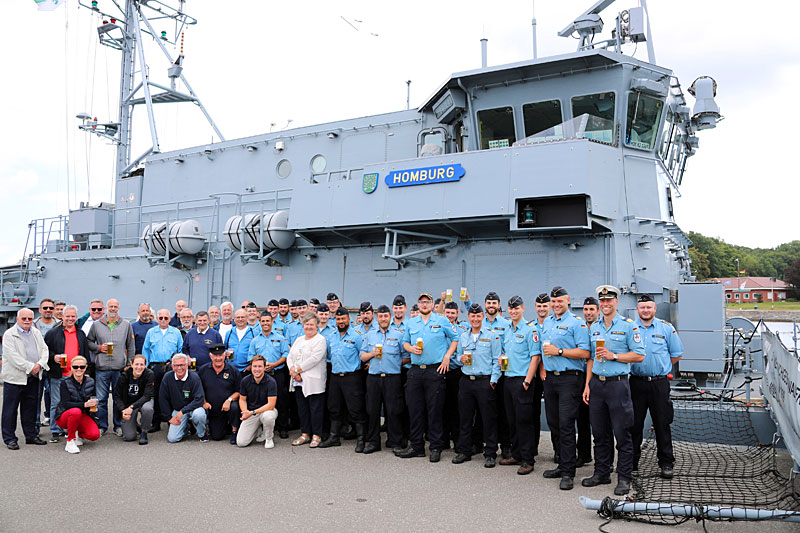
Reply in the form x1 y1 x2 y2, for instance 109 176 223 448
2 308 50 449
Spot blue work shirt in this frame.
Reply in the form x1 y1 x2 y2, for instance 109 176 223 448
224 325 258 371
284 320 304 346
272 316 290 337
631 318 683 377
361 327 404 375
402 314 459 365
455 327 502 383
354 320 378 336
318 324 338 363
329 327 364 374
248 330 290 370
501 319 541 378
540 312 591 373
484 315 511 338
389 318 411 369
590 313 646 377
447 320 469 368
142 326 183 365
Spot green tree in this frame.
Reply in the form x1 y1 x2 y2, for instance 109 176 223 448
689 247 711 279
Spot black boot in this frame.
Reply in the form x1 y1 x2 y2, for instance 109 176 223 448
354 423 366 453
318 421 342 448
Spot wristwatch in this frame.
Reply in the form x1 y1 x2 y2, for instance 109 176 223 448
612 353 618 361
523 380 530 388
558 348 563 356
226 397 233 402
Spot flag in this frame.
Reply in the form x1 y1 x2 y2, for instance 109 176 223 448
34 0 64 11
738 270 746 274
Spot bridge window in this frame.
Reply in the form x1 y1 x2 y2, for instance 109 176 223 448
625 91 664 150
571 92 615 143
420 130 445 157
478 106 516 149
523 100 563 138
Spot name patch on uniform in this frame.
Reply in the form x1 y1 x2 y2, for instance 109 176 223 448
385 164 465 188
611 331 625 335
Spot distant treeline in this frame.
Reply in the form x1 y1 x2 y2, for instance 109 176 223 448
687 232 800 284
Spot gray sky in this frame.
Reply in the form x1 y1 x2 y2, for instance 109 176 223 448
1 0 798 266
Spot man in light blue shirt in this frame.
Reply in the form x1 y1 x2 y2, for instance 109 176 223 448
142 308 184 433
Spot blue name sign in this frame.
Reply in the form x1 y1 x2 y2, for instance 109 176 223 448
385 164 465 188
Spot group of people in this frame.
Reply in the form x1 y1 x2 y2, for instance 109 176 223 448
1 286 682 496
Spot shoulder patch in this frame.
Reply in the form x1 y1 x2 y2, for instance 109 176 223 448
625 318 634 323
527 320 536 327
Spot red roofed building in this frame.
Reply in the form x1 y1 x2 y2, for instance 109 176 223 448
712 277 789 303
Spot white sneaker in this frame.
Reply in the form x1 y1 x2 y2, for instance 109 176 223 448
264 438 274 449
65 440 80 454
74 432 84 446
256 429 266 443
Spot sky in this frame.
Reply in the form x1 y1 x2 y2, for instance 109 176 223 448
0 0 798 266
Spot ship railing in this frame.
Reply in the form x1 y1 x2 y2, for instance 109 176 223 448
24 215 70 256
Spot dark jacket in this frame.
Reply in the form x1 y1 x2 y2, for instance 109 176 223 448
113 367 156 413
169 313 181 328
55 375 97 422
43 325 90 379
158 370 205 420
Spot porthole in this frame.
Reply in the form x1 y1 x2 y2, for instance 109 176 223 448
277 159 292 178
310 154 327 174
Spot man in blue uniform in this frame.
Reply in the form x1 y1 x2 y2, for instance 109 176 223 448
266 300 279 320
632 294 683 479
354 302 377 335
360 305 406 454
581 285 645 496
498 296 541 475
248 312 291 439
142 309 183 432
326 293 341 328
540 286 591 490
284 299 307 347
443 301 469 449
198 343 241 444
390 295 412 448
275 298 291 335
319 307 367 452
452 304 502 467
399 292 459 462
182 311 223 370
577 296 600 467
483 291 512 459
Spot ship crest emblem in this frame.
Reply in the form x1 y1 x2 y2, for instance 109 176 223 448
362 173 379 194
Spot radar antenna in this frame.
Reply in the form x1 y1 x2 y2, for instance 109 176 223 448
76 0 225 182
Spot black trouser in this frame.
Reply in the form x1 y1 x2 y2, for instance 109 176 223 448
365 373 404 448
457 375 497 458
630 376 674 468
577 398 592 460
207 402 242 440
148 363 169 425
400 366 410 441
504 376 537 464
589 376 635 481
268 367 290 432
2 376 40 444
406 365 445 453
531 374 544 458
327 371 366 424
543 371 584 477
494 375 511 450
296 387 325 436
443 367 461 446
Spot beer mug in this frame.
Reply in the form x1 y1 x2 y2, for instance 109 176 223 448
464 350 473 366
445 289 453 303
500 355 509 372
416 337 424 351
595 337 606 360
89 396 98 413
542 340 551 356
459 287 467 301
190 357 197 370
106 342 115 356
375 344 383 359
58 354 67 368
226 349 233 361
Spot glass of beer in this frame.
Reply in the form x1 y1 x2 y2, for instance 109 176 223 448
226 349 233 361
595 337 606 360
106 342 114 356
58 354 67 368
190 357 197 370
500 355 509 372
416 337 424 351
375 344 383 359
459 287 467 301
464 350 473 366
89 396 98 413
445 289 453 303
542 340 551 356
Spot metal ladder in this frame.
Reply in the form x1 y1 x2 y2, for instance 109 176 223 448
208 248 232 306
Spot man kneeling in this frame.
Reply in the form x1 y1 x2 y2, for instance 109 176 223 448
160 353 208 443
237 355 278 449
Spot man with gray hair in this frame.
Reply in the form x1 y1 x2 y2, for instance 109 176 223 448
215 301 235 340
87 298 136 437
159 353 208 443
2 308 49 449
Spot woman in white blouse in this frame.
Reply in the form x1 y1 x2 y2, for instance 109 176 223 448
287 312 327 448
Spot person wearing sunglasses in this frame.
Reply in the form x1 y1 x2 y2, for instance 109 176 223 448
2 308 50 450
43 305 90 443
55 355 100 453
78 299 105 336
142 309 184 433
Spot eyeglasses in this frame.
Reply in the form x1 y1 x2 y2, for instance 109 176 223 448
18 317 33 321
139 302 150 307
172 363 187 367
91 307 103 311
72 365 86 370
42 306 54 310
157 317 170 321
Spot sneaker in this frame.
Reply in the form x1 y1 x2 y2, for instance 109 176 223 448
74 433 85 446
139 432 148 445
199 434 209 443
98 429 105 438
256 430 266 443
264 438 275 449
49 434 61 444
65 440 80 454
42 417 50 425
114 428 123 437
